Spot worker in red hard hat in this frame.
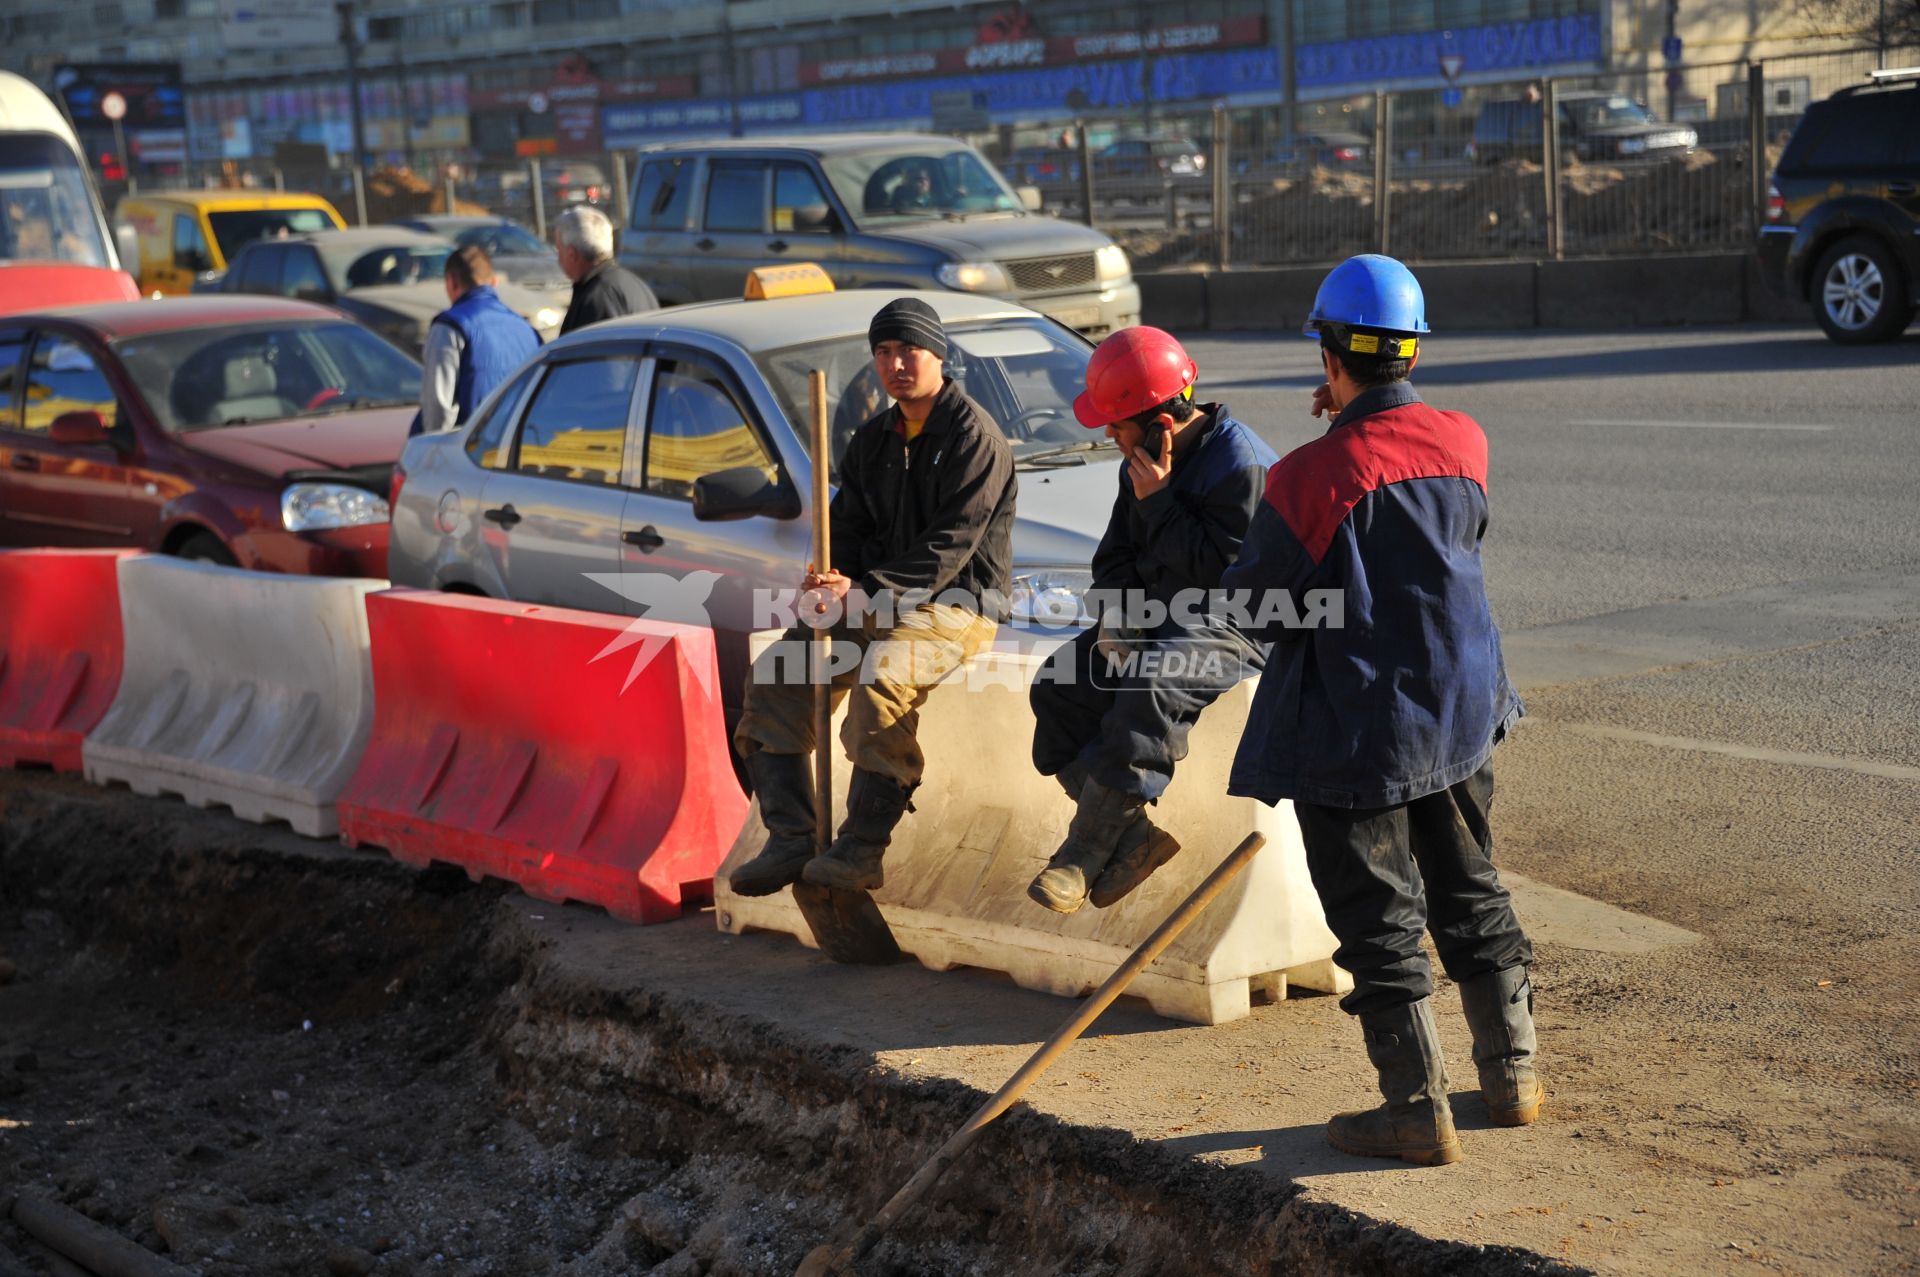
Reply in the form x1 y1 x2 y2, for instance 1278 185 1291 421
1026 326 1279 915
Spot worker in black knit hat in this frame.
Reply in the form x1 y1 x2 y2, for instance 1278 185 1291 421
730 296 1017 899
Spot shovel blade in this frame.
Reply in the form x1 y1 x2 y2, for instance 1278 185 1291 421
792 881 903 965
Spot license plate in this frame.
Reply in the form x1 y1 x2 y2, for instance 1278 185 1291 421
1044 306 1101 330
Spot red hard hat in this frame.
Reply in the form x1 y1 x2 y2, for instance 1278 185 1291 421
1073 326 1199 429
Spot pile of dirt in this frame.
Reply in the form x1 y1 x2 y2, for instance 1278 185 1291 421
362 167 490 223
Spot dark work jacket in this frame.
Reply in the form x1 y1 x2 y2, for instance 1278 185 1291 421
560 260 658 335
830 378 1016 620
1223 383 1522 809
1090 403 1279 604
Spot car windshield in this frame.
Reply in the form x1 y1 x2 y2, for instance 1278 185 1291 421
454 222 547 256
114 319 422 431
204 208 336 261
1573 97 1655 128
328 243 453 290
755 318 1102 479
0 134 111 268
820 148 1022 223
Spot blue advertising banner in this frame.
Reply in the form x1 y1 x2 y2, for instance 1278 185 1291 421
1296 15 1602 89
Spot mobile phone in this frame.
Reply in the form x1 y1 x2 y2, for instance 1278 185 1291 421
1143 420 1167 462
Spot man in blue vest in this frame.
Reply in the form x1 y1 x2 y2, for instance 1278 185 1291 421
414 244 540 436
1225 255 1539 1167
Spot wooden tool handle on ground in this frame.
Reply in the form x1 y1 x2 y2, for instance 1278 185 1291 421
809 369 831 854
798 831 1269 1276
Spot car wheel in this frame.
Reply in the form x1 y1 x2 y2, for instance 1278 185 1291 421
174 531 237 566
1812 234 1913 345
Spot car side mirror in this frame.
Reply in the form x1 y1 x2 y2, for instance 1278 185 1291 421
1017 185 1043 212
49 410 111 447
693 465 800 522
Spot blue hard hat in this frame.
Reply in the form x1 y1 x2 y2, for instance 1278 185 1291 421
1303 254 1430 339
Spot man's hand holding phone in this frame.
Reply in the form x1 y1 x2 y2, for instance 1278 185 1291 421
1126 425 1174 499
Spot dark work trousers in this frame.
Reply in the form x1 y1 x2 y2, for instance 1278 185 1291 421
1293 759 1533 1017
1031 615 1263 803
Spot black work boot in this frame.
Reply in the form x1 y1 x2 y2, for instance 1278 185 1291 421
802 768 912 892
1027 778 1136 914
1326 998 1463 1166
1052 759 1091 803
729 751 819 897
1088 806 1181 909
1458 966 1543 1126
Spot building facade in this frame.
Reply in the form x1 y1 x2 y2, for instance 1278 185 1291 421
0 0 1888 177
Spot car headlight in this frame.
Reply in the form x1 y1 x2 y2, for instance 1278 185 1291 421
937 260 1012 292
533 306 563 331
1095 243 1131 283
282 482 390 532
1010 566 1095 628
1618 138 1648 155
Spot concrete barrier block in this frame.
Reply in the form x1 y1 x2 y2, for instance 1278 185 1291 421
82 557 382 837
716 634 1348 1025
1206 267 1324 332
1744 254 1807 323
1138 271 1208 330
1539 254 1746 327
1416 261 1537 330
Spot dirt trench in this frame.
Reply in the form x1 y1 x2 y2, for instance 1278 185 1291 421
0 776 1576 1276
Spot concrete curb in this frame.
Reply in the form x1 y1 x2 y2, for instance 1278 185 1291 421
1141 253 1810 331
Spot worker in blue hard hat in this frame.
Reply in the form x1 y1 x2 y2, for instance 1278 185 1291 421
1221 254 1539 1167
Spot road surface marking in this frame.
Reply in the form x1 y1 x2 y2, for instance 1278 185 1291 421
1566 419 1836 432
1566 724 1920 783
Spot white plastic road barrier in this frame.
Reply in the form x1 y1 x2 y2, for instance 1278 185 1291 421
82 557 383 838
715 633 1350 1025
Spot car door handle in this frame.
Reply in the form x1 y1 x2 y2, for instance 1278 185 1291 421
8 455 38 471
695 238 716 251
483 503 521 528
767 239 788 253
621 525 665 552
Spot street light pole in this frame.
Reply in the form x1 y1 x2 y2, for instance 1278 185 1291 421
337 0 370 181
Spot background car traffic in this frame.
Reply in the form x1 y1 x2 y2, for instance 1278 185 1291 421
393 214 571 294
0 296 418 574
213 226 565 354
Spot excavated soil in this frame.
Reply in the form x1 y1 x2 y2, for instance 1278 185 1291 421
0 775 1574 1277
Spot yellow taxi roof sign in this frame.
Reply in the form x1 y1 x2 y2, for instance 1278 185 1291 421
744 262 836 300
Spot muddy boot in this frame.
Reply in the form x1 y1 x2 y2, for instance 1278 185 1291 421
1326 998 1462 1166
1459 966 1542 1126
1088 806 1181 909
1053 759 1091 803
729 751 820 898
1027 779 1137 914
802 769 912 893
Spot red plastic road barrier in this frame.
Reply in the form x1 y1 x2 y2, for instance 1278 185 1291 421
336 589 747 923
0 549 137 772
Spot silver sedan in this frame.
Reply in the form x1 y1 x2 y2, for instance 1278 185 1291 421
387 287 1122 717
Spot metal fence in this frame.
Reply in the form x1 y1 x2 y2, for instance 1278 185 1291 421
1061 44 1915 271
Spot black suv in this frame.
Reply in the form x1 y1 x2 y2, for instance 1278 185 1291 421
1757 70 1920 344
1471 92 1697 165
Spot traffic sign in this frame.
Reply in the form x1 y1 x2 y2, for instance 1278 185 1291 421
1665 69 1686 92
527 91 549 115
1443 87 1464 108
1662 36 1683 63
100 91 126 121
1439 54 1465 82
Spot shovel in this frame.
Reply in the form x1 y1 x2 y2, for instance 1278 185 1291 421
790 368 903 967
794 830 1269 1277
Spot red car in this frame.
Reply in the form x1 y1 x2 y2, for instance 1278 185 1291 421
0 296 420 576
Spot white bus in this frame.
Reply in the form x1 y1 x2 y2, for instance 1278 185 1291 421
0 69 140 313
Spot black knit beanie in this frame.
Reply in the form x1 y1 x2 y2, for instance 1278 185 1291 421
867 297 948 359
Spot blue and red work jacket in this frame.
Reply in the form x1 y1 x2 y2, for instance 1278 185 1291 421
1221 382 1521 809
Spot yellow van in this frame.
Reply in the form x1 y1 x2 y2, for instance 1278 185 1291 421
116 190 346 296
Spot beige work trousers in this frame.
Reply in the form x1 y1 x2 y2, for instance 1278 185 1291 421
734 602 999 788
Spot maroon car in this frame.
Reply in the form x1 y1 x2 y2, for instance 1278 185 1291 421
0 296 420 576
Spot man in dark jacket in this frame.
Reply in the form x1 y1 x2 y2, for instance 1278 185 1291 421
1027 327 1277 914
414 244 539 436
554 206 656 334
1223 255 1538 1168
729 297 1015 897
